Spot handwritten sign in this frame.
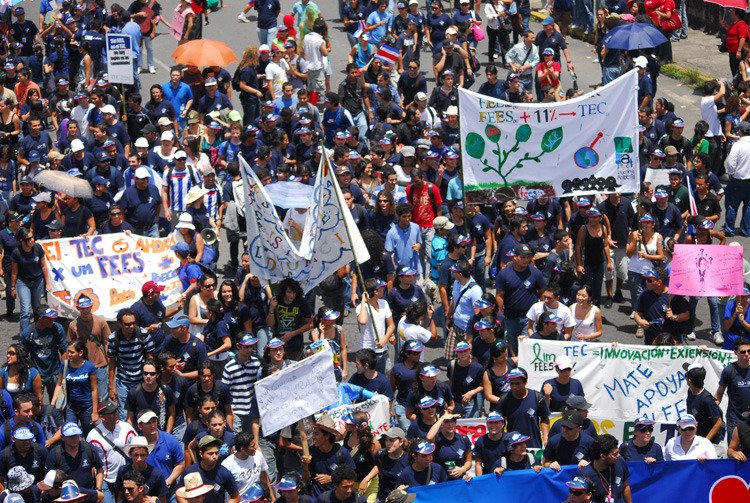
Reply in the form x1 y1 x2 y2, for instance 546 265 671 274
518 339 734 422
255 342 339 435
40 233 182 320
459 70 639 203
669 244 745 297
105 33 134 85
171 6 186 41
324 394 391 436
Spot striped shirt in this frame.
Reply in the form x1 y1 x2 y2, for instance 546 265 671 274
201 183 222 221
166 166 202 212
108 328 156 385
221 356 262 415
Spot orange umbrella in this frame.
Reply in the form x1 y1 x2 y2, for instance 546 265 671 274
171 39 238 68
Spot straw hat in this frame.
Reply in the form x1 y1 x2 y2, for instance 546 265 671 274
175 473 214 499
314 413 344 441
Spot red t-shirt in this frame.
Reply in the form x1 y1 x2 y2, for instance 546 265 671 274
536 60 561 88
727 20 750 53
407 182 443 228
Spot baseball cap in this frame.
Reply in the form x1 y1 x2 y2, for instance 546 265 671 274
507 72 520 83
542 47 555 55
171 242 190 255
530 212 546 221
417 396 438 409
554 355 573 370
566 395 592 410
413 440 435 454
486 412 504 423
275 476 298 492
198 435 222 449
142 281 165 295
651 149 666 158
165 313 190 328
577 197 591 207
541 16 554 25
70 138 85 152
420 365 440 378
474 318 493 331
134 167 151 179
321 309 340 320
654 188 669 198
455 341 471 352
98 400 118 415
161 131 174 142
509 431 531 445
445 106 458 116
699 219 714 229
415 92 427 101
137 410 158 424
11 426 34 441
507 368 526 380
559 410 584 429
95 151 111 162
633 56 648 68
238 333 259 346
45 220 63 231
672 119 685 128
634 418 655 429
28 151 40 163
513 243 533 256
664 146 678 156
100 104 116 115
432 216 455 230
444 149 459 159
382 427 406 439
403 341 424 353
397 265 417 276
540 312 563 324
566 476 593 491
76 296 94 309
586 207 602 217
266 338 285 349
62 422 83 437
474 298 494 310
204 77 218 87
33 192 52 204
41 308 59 319
677 415 698 429
639 213 655 223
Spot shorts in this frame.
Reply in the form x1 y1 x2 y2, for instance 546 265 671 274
605 247 629 281
445 325 466 360
308 67 326 93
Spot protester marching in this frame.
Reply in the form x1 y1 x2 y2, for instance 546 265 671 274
0 0 748 502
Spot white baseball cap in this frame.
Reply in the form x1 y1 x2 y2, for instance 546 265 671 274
70 138 84 152
633 56 648 69
160 131 174 142
134 137 149 148
134 167 151 179
100 104 117 115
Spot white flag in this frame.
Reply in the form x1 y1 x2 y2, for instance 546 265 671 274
240 152 370 293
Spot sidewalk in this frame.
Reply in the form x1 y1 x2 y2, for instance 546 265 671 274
531 9 729 84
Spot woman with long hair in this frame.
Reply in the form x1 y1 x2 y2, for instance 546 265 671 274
145 84 177 129
395 440 448 487
569 285 604 342
485 0 510 63
405 363 454 421
482 341 516 411
188 274 217 337
76 41 93 92
218 280 253 343
575 208 611 307
369 191 397 242
0 343 42 403
687 120 710 171
11 227 49 337
0 99 21 152
235 45 263 126
626 213 664 320
389 340 423 430
174 213 206 264
343 411 381 501
51 339 98 433
396 300 438 356
202 299 232 373
354 162 379 204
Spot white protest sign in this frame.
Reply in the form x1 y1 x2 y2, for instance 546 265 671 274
105 33 134 85
518 339 734 422
40 233 182 320
325 394 391 436
255 343 339 435
459 70 639 203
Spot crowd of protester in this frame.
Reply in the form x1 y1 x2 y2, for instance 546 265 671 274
0 0 746 502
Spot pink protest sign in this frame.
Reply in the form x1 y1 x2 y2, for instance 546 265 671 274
669 244 745 297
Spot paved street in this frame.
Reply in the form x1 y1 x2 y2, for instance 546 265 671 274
0 0 746 374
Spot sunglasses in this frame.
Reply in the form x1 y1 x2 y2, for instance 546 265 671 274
122 321 136 327
6 351 16 355
143 371 158 376
569 490 587 496
636 426 654 433
739 349 750 355
203 283 217 289
110 212 122 216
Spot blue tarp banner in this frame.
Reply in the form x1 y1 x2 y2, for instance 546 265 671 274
410 460 750 502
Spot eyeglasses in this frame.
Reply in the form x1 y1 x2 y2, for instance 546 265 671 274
122 321 136 327
203 283 216 289
6 351 16 355
110 212 122 216
143 371 158 376
636 427 654 433
569 490 587 496
123 487 137 493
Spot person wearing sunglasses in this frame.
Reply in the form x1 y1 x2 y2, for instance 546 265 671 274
665 415 717 461
619 418 664 464
715 337 750 444
564 476 595 502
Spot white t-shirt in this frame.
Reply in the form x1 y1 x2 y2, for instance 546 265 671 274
303 32 325 71
221 451 270 494
397 317 432 361
700 96 722 137
86 422 137 482
526 301 576 334
265 60 290 99
664 435 717 461
357 299 392 353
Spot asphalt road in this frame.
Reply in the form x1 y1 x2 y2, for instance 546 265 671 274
0 0 747 377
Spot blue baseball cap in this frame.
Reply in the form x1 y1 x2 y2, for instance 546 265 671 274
208 121 223 130
341 412 357 425
171 242 190 255
444 149 459 159
576 197 591 207
426 130 441 138
266 338 285 349
474 318 493 331
636 124 646 132
96 151 111 162
417 396 438 408
66 168 83 177
677 414 698 428
165 314 190 328
486 412 504 423
530 212 546 221
652 149 666 158
541 16 554 25
455 341 471 352
654 188 669 198
642 268 658 279
404 341 424 353
639 213 655 223
378 137 393 145
420 365 440 378
12 426 34 440
586 207 602 217
322 309 340 320
542 47 555 55
566 476 593 491
41 308 59 319
699 219 714 229
634 418 655 429
275 476 298 492
540 312 562 324
507 368 526 380
413 440 436 454
672 119 685 128
262 113 279 122
62 422 83 437
240 483 266 503
425 149 440 159
28 150 40 163
513 207 529 215
91 175 109 187
397 265 417 276
76 296 94 309
238 333 259 346
296 127 312 135
474 298 494 310
509 431 531 445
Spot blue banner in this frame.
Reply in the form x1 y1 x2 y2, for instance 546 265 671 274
410 460 750 502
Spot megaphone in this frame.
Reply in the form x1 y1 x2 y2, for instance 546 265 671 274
201 227 218 246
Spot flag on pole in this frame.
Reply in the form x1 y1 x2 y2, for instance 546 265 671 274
239 152 370 293
353 21 367 39
374 44 400 65
686 174 699 234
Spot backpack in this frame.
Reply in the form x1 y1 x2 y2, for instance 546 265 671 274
166 164 202 198
54 440 96 468
406 182 439 217
231 66 243 93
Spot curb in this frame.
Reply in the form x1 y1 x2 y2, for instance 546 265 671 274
530 9 716 88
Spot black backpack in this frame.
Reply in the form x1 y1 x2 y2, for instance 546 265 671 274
231 66 243 92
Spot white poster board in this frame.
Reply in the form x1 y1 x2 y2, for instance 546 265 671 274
106 33 134 86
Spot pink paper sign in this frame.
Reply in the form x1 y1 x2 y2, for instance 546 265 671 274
669 244 745 297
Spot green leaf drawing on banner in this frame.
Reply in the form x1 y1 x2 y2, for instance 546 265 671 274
541 127 563 152
466 133 486 159
485 125 501 143
515 124 532 143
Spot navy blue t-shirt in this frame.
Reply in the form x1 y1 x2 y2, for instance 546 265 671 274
406 382 454 416
686 389 723 442
719 363 750 422
550 417 597 439
309 444 356 498
619 439 664 462
390 362 417 405
180 463 238 503
494 265 546 319
434 431 472 473
543 432 594 466
374 449 410 501
130 299 166 349
46 442 103 490
406 417 435 440
348 372 395 400
396 462 448 487
651 203 684 239
473 433 510 472
120 185 162 228
542 378 585 412
578 457 630 503
499 390 550 449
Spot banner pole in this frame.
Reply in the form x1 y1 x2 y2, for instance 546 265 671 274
322 143 383 348
457 89 470 237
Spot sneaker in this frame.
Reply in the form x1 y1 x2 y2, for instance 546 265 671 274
613 290 624 303
137 67 142 74
686 332 696 341
680 33 688 39
713 331 724 346
670 36 680 42
238 13 250 22
635 327 644 338
149 66 156 74
603 297 613 309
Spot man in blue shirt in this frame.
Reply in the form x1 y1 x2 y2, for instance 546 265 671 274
579 434 632 503
120 167 162 237
499 369 550 449
385 203 423 284
181 436 239 503
0 393 46 449
255 0 281 46
495 243 546 354
542 410 593 470
367 1 391 46
120 12 142 91
162 67 194 132
198 78 233 120
138 410 185 493
348 349 395 400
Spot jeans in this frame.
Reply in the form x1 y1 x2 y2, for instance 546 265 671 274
504 316 527 356
136 223 160 238
673 1 688 38
689 296 721 333
723 178 750 237
66 403 94 435
393 402 410 430
353 111 369 145
96 367 108 404
17 277 44 338
102 480 116 503
138 35 154 69
474 254 487 291
602 65 622 85
628 271 645 312
432 304 448 344
241 98 260 127
115 378 132 421
374 351 389 374
234 413 254 434
573 0 594 31
420 227 435 279
254 326 272 360
172 420 186 446
583 262 605 307
258 26 278 46
259 437 278 484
